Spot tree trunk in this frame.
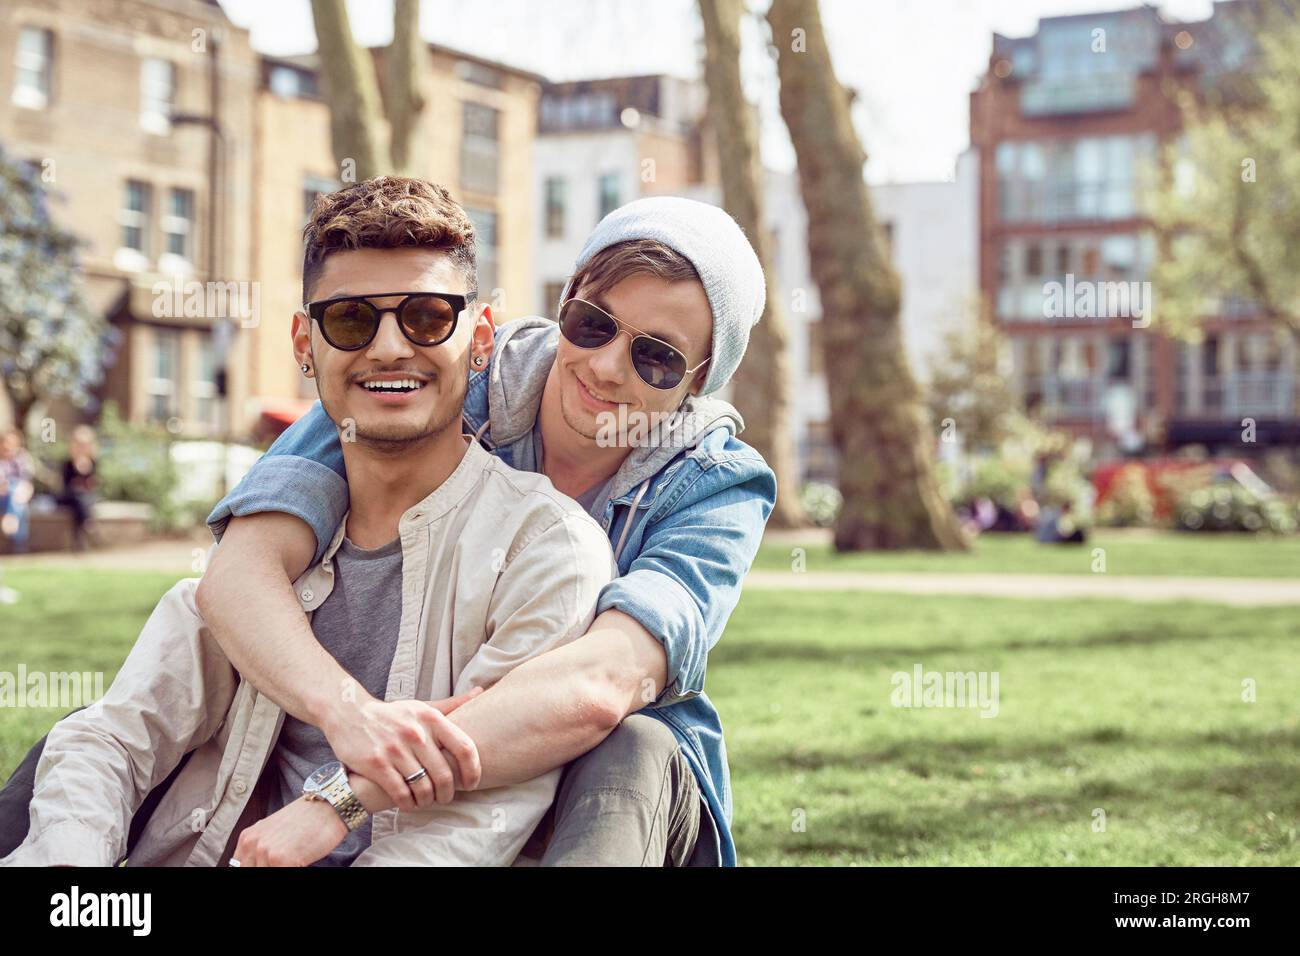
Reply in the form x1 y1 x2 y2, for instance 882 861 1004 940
767 0 966 551
384 0 427 175
698 0 805 529
310 0 389 181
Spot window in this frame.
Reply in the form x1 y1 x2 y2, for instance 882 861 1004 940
121 180 153 254
996 134 1153 223
140 58 175 134
597 172 620 222
303 174 339 222
1025 243 1043 277
163 188 195 260
542 281 566 316
1107 338 1131 382
193 333 218 427
461 102 499 195
457 60 502 89
148 328 181 423
544 177 566 239
465 207 498 296
268 64 318 99
1203 335 1220 377
13 26 53 109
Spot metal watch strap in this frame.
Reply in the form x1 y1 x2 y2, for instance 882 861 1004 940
319 772 368 831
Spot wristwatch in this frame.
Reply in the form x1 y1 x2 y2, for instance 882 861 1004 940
302 760 369 832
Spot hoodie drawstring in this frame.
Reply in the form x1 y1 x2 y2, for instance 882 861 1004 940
613 478 651 565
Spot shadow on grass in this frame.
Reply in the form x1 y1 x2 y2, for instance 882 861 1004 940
749 757 1300 863
734 726 1300 779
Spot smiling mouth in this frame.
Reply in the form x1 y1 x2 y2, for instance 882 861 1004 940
575 373 619 406
356 378 428 394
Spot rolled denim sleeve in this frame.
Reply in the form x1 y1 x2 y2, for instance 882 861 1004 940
205 401 348 565
594 458 776 706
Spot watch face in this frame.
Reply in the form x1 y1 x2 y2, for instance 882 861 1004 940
304 760 344 795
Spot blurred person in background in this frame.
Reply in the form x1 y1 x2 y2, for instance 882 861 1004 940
0 429 35 554
61 426 99 551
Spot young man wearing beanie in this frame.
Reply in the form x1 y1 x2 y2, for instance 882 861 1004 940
0 187 776 867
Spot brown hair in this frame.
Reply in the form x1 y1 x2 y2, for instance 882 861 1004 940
565 239 700 309
301 176 477 304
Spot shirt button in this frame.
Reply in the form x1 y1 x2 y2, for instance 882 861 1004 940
233 778 247 795
301 588 314 602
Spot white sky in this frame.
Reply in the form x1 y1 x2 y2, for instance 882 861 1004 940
216 0 1216 183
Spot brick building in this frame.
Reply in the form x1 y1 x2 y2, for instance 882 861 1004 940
0 0 542 441
970 1 1299 455
0 0 259 437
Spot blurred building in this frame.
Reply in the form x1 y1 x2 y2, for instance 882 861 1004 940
971 0 1298 455
0 0 258 438
534 74 977 483
250 48 541 436
532 74 717 317
0 0 541 441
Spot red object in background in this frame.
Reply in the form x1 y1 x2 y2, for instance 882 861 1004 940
1092 458 1257 520
255 399 316 442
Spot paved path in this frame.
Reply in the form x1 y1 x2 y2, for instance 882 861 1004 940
6 538 1298 606
742 570 1300 606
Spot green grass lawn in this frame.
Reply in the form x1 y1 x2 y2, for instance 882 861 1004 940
718 590 1300 865
755 529 1300 578
1 564 1297 866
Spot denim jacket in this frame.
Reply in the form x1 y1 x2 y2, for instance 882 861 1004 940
207 317 777 866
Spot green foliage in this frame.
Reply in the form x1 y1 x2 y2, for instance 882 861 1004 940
1173 482 1299 534
95 402 182 531
924 309 1017 452
1147 5 1300 337
799 481 842 527
0 147 116 427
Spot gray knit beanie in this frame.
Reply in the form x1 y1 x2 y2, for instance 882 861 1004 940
559 196 765 395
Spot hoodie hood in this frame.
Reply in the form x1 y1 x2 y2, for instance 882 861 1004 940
482 317 746 510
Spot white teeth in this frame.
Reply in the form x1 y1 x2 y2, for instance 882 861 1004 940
362 379 423 391
581 379 614 403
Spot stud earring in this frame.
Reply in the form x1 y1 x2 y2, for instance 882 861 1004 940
473 355 485 368
300 363 311 375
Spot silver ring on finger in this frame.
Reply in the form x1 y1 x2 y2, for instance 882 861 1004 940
404 767 429 784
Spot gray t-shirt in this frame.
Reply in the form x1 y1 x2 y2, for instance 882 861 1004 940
262 533 404 866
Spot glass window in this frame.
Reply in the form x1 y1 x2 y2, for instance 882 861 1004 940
13 27 53 109
465 206 498 295
461 102 500 195
1107 338 1131 381
303 174 339 222
597 172 620 221
148 328 181 423
1025 243 1043 277
544 177 566 239
542 281 566 316
1100 235 1137 277
194 332 218 426
140 58 175 133
269 65 318 99
122 180 152 254
163 188 195 260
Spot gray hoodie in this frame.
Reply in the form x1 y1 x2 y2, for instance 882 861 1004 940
469 317 748 534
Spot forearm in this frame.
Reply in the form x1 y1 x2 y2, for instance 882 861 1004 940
195 513 349 727
352 608 669 797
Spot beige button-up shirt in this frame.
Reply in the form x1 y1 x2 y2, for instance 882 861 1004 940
2 438 615 867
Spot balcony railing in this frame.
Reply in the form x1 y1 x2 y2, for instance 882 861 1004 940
1227 372 1294 417
1020 73 1135 116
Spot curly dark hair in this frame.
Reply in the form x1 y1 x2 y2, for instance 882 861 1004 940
301 176 477 304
